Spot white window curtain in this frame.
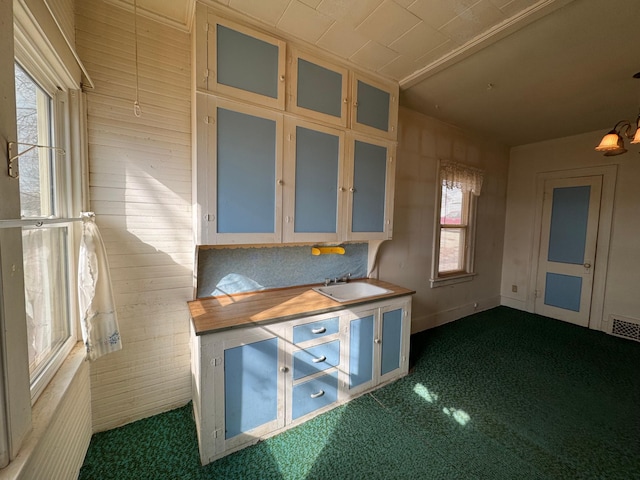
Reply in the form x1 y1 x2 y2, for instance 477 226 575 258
441 160 484 196
78 212 122 361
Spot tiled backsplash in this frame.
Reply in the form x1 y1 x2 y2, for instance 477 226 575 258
197 243 368 298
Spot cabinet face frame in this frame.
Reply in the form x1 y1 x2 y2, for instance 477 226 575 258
351 72 399 140
200 96 284 245
344 133 396 241
287 48 349 127
206 14 286 110
283 117 346 243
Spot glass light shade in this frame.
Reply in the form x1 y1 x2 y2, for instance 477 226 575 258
595 131 624 151
631 119 640 144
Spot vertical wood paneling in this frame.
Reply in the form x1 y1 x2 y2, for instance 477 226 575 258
18 360 92 480
75 0 193 432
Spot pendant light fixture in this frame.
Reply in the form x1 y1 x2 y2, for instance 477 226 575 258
595 72 640 156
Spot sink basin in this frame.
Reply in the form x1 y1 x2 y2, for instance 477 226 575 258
312 282 392 302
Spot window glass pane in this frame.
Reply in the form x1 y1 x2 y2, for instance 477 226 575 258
440 183 463 225
22 226 70 380
438 228 465 273
14 63 54 218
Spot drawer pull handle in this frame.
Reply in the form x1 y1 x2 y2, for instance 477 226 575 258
312 355 327 363
310 390 325 399
311 327 326 334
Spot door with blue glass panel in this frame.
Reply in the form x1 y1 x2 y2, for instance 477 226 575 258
346 135 395 241
351 73 398 140
209 98 283 244
218 331 286 452
283 119 345 242
207 16 286 110
535 176 602 327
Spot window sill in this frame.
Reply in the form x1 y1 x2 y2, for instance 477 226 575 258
430 272 477 288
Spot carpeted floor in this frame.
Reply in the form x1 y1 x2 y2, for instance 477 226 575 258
78 307 640 479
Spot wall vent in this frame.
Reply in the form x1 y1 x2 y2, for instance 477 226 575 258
609 315 640 342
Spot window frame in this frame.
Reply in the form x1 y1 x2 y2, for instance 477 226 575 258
430 164 478 288
13 61 80 404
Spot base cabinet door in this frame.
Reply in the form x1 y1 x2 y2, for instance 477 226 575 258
345 309 376 397
212 329 286 456
342 298 411 399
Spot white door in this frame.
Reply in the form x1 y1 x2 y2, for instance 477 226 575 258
534 176 602 327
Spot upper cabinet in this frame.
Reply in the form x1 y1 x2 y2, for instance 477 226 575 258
351 73 399 140
287 49 349 127
193 6 399 245
283 118 346 243
345 134 396 241
195 94 284 245
196 10 286 110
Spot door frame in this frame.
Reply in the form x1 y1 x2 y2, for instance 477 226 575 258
527 165 617 331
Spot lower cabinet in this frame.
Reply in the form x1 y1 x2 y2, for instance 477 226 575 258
191 296 411 465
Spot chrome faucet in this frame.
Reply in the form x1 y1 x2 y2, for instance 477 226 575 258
324 273 351 286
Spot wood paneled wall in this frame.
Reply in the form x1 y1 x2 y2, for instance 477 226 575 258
75 0 193 431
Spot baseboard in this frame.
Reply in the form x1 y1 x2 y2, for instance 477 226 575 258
411 296 501 333
499 296 530 312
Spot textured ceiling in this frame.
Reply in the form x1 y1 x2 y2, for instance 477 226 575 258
115 0 640 147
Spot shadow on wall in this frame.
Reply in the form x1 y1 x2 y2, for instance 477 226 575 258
196 243 369 298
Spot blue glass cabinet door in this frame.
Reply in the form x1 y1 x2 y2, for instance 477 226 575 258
283 119 345 242
207 98 283 244
351 73 398 140
208 16 286 110
346 136 395 241
288 49 349 127
348 314 375 391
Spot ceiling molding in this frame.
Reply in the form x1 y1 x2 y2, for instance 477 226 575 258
399 0 576 90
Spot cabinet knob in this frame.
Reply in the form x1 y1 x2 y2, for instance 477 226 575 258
343 98 348 104
349 187 356 193
280 366 289 373
374 338 381 344
278 179 284 185
339 187 345 192
279 75 285 81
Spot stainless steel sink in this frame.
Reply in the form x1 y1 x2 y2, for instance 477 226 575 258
312 282 392 302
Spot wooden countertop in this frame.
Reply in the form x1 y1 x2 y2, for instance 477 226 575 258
188 279 415 336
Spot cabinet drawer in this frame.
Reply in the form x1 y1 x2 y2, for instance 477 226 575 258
293 340 340 380
293 317 339 344
292 371 338 420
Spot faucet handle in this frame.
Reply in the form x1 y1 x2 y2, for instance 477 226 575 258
324 278 330 286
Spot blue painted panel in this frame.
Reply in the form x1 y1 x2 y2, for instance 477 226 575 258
217 25 278 99
349 315 374 389
544 273 582 312
294 127 340 233
217 108 276 233
292 371 338 420
381 308 403 376
297 59 342 118
293 340 340 380
352 140 386 233
293 317 339 344
356 80 390 132
224 338 278 439
548 186 591 264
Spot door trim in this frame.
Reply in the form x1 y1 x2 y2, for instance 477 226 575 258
527 165 617 331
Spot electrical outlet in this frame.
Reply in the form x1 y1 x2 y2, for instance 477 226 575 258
511 285 518 293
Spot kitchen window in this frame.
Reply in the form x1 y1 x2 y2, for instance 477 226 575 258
14 62 78 402
431 160 483 287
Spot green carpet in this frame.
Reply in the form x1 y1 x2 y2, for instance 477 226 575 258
78 307 640 479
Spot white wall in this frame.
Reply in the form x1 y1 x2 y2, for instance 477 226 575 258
501 130 640 329
75 0 194 431
378 107 510 332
